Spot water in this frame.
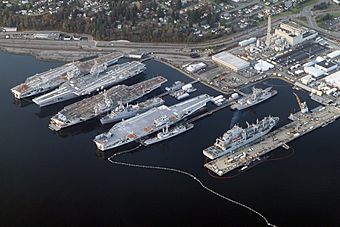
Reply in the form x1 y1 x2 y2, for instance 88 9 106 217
1 52 340 226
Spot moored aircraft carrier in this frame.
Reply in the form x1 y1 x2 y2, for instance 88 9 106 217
93 94 212 151
49 76 167 131
10 52 123 99
32 61 146 107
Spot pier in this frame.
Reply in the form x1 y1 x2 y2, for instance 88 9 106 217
188 101 233 123
157 80 200 98
205 105 340 176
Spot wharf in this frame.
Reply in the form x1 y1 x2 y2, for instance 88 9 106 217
205 105 340 176
157 80 200 98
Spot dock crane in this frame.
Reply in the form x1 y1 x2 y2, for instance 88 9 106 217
293 92 309 114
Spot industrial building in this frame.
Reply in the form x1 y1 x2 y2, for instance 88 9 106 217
300 75 315 85
186 62 207 73
274 22 318 46
253 60 274 72
315 60 337 73
1 27 17 32
238 37 256 47
327 50 340 59
325 70 340 89
212 51 250 72
304 66 325 78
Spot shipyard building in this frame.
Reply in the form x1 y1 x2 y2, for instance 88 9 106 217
212 51 250 72
325 71 340 89
274 22 318 46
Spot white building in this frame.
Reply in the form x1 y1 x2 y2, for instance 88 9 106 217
253 60 274 72
212 51 250 72
315 60 337 73
325 71 340 89
304 66 325 78
300 75 315 85
186 62 207 73
274 22 318 46
1 27 17 32
327 50 340 59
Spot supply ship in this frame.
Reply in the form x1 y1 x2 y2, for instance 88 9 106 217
32 61 146 107
230 87 277 110
94 94 212 151
10 52 123 99
142 123 194 146
100 97 165 124
203 116 279 159
49 76 167 131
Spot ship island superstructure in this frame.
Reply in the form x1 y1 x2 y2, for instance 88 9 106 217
94 94 212 151
230 87 277 110
32 61 146 107
49 76 167 131
10 52 123 99
203 116 279 159
100 97 165 124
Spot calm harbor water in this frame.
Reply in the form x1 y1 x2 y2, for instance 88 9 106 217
0 52 340 226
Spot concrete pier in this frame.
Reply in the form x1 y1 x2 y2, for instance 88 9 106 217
205 105 340 176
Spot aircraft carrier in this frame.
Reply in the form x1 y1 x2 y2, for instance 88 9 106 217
203 116 279 159
230 87 277 110
32 61 146 107
100 97 165 124
93 94 212 151
49 76 167 131
10 52 123 99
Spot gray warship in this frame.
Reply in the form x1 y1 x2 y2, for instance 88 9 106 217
94 94 212 151
203 116 279 159
230 87 277 110
100 97 165 125
49 76 167 131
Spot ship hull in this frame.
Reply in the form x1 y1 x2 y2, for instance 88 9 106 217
230 90 277 111
94 94 212 151
142 124 194 146
203 121 277 159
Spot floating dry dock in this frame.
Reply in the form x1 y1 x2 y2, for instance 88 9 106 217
32 61 146 107
205 105 340 176
10 52 123 99
49 76 167 131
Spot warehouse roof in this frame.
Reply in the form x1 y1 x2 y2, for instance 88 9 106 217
212 51 249 70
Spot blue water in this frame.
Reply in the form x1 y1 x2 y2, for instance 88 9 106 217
0 52 340 226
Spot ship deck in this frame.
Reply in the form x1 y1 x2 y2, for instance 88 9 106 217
11 52 123 98
53 76 167 123
108 106 177 139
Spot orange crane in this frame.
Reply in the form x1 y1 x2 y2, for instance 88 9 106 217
293 92 309 114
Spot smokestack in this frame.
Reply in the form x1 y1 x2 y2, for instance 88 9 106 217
266 14 272 48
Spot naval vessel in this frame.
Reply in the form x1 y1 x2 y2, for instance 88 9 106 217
32 61 146 107
94 94 212 151
100 97 165 124
230 87 277 110
49 76 167 131
10 52 123 99
142 123 194 146
203 116 279 159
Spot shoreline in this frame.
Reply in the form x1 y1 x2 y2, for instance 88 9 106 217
0 45 105 62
